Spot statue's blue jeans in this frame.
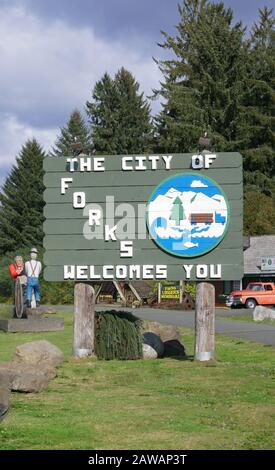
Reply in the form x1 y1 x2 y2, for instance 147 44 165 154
26 277 40 302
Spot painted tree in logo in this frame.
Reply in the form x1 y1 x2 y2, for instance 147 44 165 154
170 196 185 225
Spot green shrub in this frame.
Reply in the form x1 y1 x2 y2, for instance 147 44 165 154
95 310 143 360
185 283 196 300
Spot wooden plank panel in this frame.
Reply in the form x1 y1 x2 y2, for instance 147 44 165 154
44 198 243 219
43 248 242 266
43 152 243 172
43 230 243 250
43 213 242 235
44 168 242 188
44 184 243 203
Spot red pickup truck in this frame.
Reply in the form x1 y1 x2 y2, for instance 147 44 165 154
226 282 275 309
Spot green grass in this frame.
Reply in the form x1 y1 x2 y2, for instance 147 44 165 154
0 308 275 450
221 314 275 325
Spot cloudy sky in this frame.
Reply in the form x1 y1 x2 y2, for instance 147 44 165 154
0 0 273 186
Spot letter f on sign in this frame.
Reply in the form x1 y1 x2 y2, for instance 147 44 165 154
61 178 73 194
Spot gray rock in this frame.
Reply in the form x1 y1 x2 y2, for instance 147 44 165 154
143 332 164 358
163 339 186 357
143 321 181 342
13 340 64 368
0 375 10 421
0 363 54 393
253 305 275 322
142 344 158 360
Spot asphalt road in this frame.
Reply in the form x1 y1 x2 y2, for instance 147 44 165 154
2 304 274 347
92 306 275 347
47 304 275 347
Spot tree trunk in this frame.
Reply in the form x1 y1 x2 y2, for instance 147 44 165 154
195 282 215 361
73 283 95 357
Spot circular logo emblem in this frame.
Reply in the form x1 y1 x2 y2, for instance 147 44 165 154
146 173 230 257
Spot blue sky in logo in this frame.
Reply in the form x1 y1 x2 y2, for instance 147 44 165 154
147 173 230 257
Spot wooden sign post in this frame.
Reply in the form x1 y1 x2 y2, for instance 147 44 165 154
73 283 95 357
195 282 215 361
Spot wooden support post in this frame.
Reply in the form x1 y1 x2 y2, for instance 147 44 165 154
113 281 127 306
179 280 184 304
73 283 95 358
195 282 215 361
158 282 162 304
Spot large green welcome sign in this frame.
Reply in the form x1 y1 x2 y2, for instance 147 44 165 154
43 152 243 281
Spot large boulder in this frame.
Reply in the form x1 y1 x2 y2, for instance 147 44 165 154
163 339 186 357
0 363 55 393
253 305 275 322
0 375 10 421
143 332 164 358
142 344 158 360
143 321 181 342
12 340 64 368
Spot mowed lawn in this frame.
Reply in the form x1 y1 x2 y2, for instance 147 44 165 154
0 309 275 450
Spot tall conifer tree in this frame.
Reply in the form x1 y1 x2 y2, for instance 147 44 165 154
153 0 247 152
239 7 275 197
51 109 92 156
86 68 152 154
0 139 45 254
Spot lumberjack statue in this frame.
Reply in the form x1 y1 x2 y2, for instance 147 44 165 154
9 255 27 318
25 248 42 308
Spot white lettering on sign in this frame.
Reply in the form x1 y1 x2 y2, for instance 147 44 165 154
183 264 222 279
103 265 114 279
120 241 133 258
66 157 106 172
197 265 208 279
210 264 222 278
89 209 101 226
73 192 86 208
61 178 73 194
64 265 75 279
205 154 216 168
162 155 173 170
122 155 173 171
105 225 117 241
93 157 105 172
63 264 168 280
76 266 88 280
191 154 217 169
143 265 154 279
183 265 193 279
66 157 78 172
148 155 159 169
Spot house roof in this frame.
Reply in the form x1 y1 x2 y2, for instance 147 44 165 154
244 235 275 275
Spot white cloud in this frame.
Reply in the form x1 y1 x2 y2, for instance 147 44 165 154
0 112 57 178
192 224 226 239
155 226 183 239
0 5 161 177
190 180 208 188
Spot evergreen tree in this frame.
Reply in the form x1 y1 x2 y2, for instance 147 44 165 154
153 0 247 153
51 109 92 156
86 68 152 154
0 139 45 254
170 196 185 225
244 191 275 235
239 7 275 198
